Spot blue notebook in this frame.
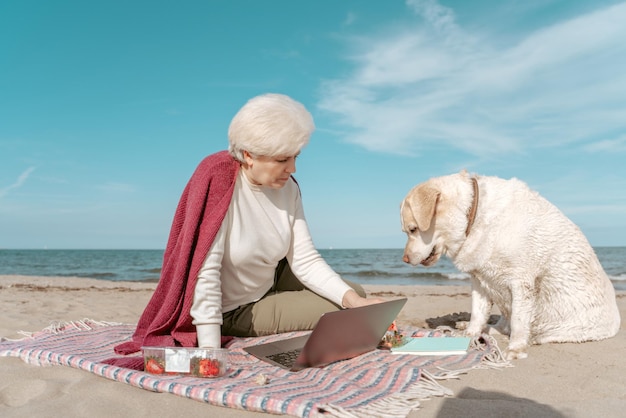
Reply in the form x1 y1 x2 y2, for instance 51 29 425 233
390 336 471 356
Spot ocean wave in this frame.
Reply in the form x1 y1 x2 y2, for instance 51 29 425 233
51 272 120 280
339 269 470 281
609 274 626 282
447 272 471 280
2 248 625 288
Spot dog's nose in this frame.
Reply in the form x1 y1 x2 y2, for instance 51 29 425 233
402 254 409 264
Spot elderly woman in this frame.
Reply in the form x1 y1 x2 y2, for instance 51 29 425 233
109 94 380 363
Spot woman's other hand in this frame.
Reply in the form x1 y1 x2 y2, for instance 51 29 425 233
341 289 387 309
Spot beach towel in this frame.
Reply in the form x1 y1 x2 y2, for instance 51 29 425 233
0 319 511 418
110 151 240 362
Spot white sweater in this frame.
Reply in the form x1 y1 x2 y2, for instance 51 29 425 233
191 171 351 348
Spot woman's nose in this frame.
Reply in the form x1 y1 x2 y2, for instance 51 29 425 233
286 158 296 173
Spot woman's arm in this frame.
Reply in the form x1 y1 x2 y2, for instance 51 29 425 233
191 221 227 348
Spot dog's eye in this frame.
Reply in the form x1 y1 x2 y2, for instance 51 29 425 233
409 226 418 234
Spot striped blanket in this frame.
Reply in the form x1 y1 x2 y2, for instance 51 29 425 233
0 320 510 417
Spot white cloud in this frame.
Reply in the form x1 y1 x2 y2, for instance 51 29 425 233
405 0 458 33
318 1 626 157
582 134 626 153
0 167 36 199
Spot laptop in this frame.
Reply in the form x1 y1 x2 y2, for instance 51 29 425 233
243 298 407 372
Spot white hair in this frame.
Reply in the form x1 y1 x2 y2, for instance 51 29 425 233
228 93 315 162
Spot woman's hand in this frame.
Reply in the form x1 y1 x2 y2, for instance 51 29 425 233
341 289 387 309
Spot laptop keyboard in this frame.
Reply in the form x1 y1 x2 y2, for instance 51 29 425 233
267 349 301 368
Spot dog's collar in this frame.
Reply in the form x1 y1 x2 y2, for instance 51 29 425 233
465 177 479 236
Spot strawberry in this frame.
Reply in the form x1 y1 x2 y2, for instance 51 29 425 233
145 358 165 374
198 358 221 377
387 321 398 332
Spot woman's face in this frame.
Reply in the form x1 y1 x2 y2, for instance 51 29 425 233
242 151 299 189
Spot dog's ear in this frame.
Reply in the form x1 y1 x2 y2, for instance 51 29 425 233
410 185 440 231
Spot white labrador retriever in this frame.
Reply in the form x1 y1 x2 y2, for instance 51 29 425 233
401 171 621 360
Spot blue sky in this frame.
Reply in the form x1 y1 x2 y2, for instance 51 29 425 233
1 0 625 250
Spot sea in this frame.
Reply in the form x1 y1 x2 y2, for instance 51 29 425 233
1 247 625 291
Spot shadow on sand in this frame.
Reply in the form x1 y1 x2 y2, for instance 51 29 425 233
436 388 566 418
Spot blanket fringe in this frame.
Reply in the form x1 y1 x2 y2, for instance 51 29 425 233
317 329 513 417
437 325 513 370
1 321 512 418
470 333 513 370
9 318 125 341
428 333 513 380
317 369 452 418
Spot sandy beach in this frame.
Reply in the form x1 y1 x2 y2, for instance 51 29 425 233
1 275 624 418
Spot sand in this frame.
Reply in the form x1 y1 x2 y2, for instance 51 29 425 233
1 275 624 418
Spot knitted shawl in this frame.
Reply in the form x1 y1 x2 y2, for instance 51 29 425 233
104 151 239 369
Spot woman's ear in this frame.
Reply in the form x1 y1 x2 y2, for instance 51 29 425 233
242 150 254 167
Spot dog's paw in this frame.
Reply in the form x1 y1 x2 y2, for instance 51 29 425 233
505 342 529 360
505 349 528 360
463 322 485 337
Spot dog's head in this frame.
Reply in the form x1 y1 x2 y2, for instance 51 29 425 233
401 172 475 266
400 182 443 267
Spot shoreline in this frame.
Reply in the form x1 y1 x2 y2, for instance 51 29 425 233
1 275 625 417
2 272 624 291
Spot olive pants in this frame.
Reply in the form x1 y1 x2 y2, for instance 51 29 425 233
222 258 365 337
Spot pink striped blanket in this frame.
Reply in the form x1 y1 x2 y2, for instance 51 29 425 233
0 320 509 417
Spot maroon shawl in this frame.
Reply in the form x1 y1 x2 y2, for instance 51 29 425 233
104 151 239 369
